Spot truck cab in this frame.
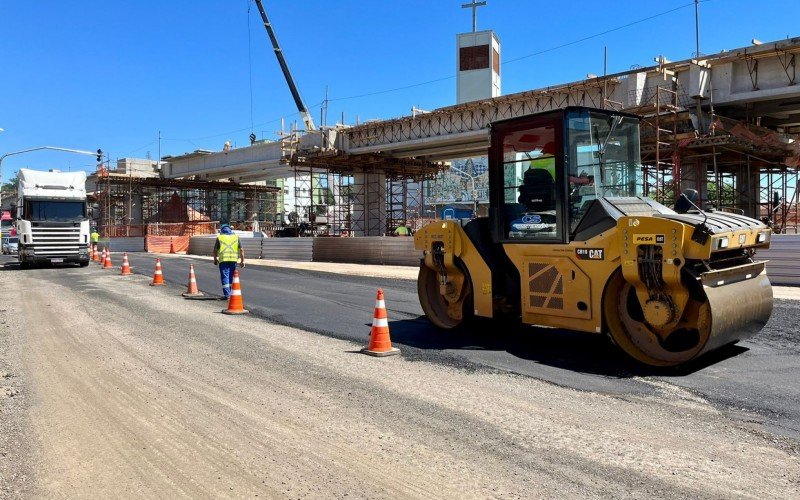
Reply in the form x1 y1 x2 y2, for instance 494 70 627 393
16 169 90 267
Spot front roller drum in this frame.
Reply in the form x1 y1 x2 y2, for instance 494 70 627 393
604 264 773 367
417 262 473 330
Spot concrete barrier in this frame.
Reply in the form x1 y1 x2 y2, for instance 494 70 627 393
189 233 800 286
313 237 418 266
100 237 146 253
758 234 800 286
262 239 313 261
188 236 313 262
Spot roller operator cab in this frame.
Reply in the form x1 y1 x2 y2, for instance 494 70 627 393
414 107 773 367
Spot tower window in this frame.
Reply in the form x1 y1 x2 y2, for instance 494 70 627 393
460 45 490 71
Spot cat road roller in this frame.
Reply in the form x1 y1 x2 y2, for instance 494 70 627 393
414 107 773 367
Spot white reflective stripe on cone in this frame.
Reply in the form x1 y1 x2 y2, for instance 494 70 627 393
375 300 386 309
231 289 242 296
372 318 389 327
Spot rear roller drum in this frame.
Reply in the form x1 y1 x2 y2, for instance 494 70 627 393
417 261 473 330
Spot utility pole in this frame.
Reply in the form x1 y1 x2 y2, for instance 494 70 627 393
694 0 701 57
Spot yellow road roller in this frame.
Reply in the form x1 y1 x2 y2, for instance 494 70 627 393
414 107 773 367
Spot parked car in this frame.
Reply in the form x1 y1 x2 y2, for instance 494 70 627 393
2 236 18 255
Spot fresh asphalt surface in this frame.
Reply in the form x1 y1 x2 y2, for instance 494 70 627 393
5 253 800 442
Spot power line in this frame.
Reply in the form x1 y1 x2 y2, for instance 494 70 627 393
503 1 705 65
329 1 706 102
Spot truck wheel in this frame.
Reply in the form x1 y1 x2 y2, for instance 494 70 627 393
20 262 30 269
79 261 89 267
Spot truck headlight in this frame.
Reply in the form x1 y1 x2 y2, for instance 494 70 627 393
757 232 768 243
717 237 729 249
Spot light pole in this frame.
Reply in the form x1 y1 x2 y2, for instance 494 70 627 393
0 146 98 208
448 163 479 217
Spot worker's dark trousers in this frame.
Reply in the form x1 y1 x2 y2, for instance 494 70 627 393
218 261 237 298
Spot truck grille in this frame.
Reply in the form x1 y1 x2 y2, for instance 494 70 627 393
31 226 82 255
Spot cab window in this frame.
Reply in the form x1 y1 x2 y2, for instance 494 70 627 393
497 120 562 241
566 110 643 235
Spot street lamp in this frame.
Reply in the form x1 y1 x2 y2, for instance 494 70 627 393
448 163 479 217
0 146 98 208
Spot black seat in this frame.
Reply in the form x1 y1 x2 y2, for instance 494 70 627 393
517 168 555 211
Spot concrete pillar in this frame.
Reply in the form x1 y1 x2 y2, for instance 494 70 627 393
351 171 386 236
123 193 143 225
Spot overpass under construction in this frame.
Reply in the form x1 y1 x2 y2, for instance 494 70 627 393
160 37 800 236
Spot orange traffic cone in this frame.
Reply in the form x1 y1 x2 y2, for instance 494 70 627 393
150 258 165 286
103 249 113 269
169 238 176 254
221 270 249 315
120 253 133 276
98 247 106 265
361 289 400 357
92 245 100 262
182 264 204 298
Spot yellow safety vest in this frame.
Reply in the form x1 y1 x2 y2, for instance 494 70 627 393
90 232 100 243
217 234 240 262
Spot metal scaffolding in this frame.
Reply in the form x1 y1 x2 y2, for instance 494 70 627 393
92 172 281 237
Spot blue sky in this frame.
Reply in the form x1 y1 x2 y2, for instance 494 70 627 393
1 0 799 180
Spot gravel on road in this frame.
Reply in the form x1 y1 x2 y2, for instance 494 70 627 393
1 261 799 498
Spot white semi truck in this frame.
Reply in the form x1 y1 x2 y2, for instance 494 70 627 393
16 169 90 268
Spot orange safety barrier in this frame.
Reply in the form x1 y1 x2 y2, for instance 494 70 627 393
146 235 190 254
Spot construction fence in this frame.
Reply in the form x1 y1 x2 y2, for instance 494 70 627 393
98 233 798 285
186 235 417 265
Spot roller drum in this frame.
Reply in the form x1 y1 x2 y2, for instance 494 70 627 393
699 265 773 353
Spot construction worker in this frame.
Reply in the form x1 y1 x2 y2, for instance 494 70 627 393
212 224 245 299
393 222 411 236
90 228 100 245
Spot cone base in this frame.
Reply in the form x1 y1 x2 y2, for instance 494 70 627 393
121 272 133 276
182 292 205 298
150 282 165 286
361 346 400 357
222 308 249 315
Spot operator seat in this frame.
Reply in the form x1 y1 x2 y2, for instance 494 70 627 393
518 167 555 211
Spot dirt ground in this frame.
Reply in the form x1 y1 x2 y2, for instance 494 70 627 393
0 264 798 499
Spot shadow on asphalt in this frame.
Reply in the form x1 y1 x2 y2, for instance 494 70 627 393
388 317 749 378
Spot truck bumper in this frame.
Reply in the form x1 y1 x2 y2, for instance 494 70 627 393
18 246 90 265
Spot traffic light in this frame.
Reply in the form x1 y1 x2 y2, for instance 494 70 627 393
96 149 103 163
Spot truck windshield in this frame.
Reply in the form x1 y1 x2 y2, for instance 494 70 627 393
25 200 86 222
